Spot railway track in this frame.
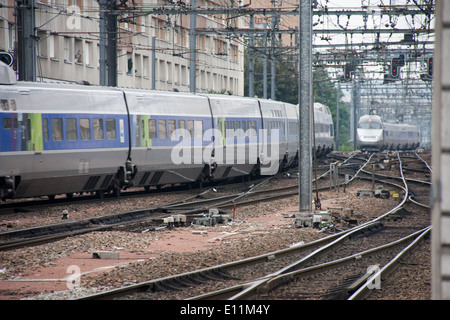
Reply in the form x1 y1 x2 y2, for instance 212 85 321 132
73 151 431 300
0 153 363 251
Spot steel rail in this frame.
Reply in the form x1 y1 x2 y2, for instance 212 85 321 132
76 154 411 300
189 152 415 300
347 225 431 300
191 226 430 300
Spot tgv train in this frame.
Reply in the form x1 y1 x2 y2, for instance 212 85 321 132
356 115 420 152
0 67 334 200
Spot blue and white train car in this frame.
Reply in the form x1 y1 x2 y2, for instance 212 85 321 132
314 102 334 156
284 102 299 168
0 62 336 200
0 82 130 199
205 94 262 179
356 114 420 151
124 89 213 188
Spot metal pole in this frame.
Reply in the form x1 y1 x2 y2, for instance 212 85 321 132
249 14 254 98
336 81 340 151
270 8 277 100
106 5 117 87
189 0 197 93
263 22 268 99
17 0 36 82
298 0 312 213
98 0 107 86
152 36 156 90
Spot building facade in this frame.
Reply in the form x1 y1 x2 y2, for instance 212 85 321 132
0 0 244 95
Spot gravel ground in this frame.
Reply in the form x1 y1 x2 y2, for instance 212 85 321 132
0 174 431 300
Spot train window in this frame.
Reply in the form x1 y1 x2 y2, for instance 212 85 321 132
195 120 203 139
93 119 104 140
241 121 246 133
52 118 64 141
1 99 9 111
187 120 194 138
148 119 156 139
3 118 11 129
80 118 91 140
230 121 235 132
178 120 185 139
141 120 145 138
43 118 49 141
158 119 167 139
359 122 382 129
10 100 16 111
168 119 176 139
251 121 257 137
106 119 116 140
66 118 77 141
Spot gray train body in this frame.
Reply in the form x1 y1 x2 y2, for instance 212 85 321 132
0 79 334 200
356 115 420 152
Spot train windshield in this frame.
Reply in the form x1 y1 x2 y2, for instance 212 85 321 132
358 122 382 129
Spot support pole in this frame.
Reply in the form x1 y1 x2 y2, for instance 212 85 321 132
152 36 156 90
106 8 117 87
263 22 268 99
189 0 197 93
248 14 254 98
17 0 36 82
336 81 340 151
298 0 312 214
98 0 107 86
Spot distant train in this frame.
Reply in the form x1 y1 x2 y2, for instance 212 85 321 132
356 114 420 152
0 63 334 200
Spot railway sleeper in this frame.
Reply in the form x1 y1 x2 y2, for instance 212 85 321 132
154 279 184 292
326 272 366 300
349 221 385 239
200 269 230 281
174 276 202 287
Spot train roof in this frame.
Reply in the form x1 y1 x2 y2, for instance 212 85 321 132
0 61 16 85
314 102 331 115
358 115 419 131
383 122 419 130
359 114 382 123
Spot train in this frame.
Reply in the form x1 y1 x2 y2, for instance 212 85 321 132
356 114 420 152
0 63 335 201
